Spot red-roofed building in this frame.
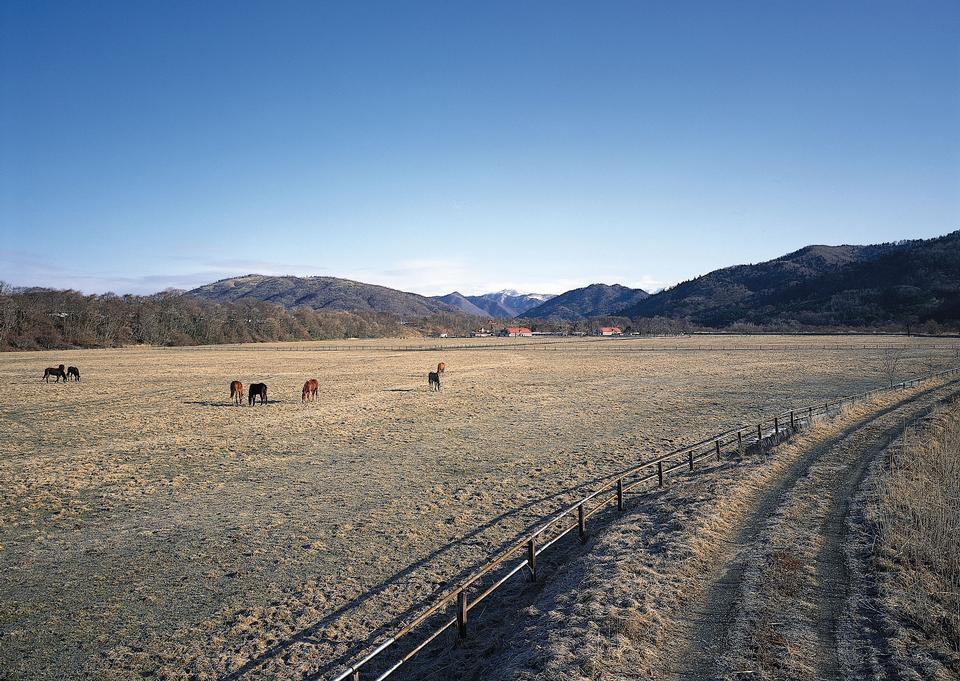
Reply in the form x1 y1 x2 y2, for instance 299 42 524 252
599 326 622 336
502 326 533 337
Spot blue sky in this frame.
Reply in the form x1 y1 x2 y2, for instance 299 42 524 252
2 1 958 296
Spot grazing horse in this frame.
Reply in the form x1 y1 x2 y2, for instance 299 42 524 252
437 362 446 375
230 380 243 406
248 383 268 405
302 378 319 403
67 366 80 381
43 364 67 383
428 371 441 391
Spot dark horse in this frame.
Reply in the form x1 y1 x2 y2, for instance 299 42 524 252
428 371 441 391
248 383 268 405
43 364 67 383
230 380 243 406
67 366 80 381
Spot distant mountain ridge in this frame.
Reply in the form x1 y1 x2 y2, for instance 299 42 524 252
620 231 960 327
431 292 490 317
428 289 554 317
188 274 457 317
181 232 960 328
466 290 554 317
524 283 649 320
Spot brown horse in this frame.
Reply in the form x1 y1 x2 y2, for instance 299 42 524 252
302 378 319 402
437 362 446 374
248 383 267 405
230 380 243 406
67 366 80 381
43 364 67 383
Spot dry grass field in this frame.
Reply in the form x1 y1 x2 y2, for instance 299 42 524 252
0 335 957 679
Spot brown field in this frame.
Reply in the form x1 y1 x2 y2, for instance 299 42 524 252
1 335 957 679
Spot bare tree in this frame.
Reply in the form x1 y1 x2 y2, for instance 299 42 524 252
881 347 906 387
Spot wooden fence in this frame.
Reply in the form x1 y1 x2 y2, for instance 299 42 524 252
185 338 960 354
328 365 960 681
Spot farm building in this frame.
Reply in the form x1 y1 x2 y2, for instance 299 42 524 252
502 326 533 337
599 326 622 336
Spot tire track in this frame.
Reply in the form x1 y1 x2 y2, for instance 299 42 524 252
676 378 960 680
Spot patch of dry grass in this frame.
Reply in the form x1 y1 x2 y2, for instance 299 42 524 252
874 402 960 678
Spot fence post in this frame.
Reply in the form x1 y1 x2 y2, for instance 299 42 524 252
715 440 721 460
774 416 779 434
457 590 468 639
527 538 537 582
757 423 762 441
688 450 694 470
617 478 624 511
737 430 742 449
790 410 795 429
578 503 587 543
657 462 664 487
808 406 812 423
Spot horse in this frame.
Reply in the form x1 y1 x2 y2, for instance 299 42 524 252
230 380 243 406
248 383 268 405
43 364 67 383
437 362 446 374
67 366 80 381
428 371 441 391
302 379 319 403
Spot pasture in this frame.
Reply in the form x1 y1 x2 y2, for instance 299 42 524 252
0 335 956 679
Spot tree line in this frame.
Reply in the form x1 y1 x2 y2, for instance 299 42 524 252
3 283 950 352
0 284 408 350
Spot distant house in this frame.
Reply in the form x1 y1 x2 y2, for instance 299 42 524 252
473 327 493 337
502 326 533 337
599 326 622 336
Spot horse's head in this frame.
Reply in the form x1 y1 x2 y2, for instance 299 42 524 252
58 364 65 370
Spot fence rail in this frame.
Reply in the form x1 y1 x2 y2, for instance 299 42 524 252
181 339 960 354
328 365 960 681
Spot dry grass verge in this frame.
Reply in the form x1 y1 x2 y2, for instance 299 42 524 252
872 401 960 678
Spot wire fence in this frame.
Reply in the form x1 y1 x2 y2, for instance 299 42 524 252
328 365 960 681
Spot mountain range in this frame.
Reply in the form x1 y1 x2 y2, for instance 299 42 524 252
185 231 960 328
434 290 555 317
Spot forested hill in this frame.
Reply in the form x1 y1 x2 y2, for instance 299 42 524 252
621 231 960 329
188 274 456 317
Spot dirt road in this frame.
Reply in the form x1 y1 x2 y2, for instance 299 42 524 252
678 379 960 680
